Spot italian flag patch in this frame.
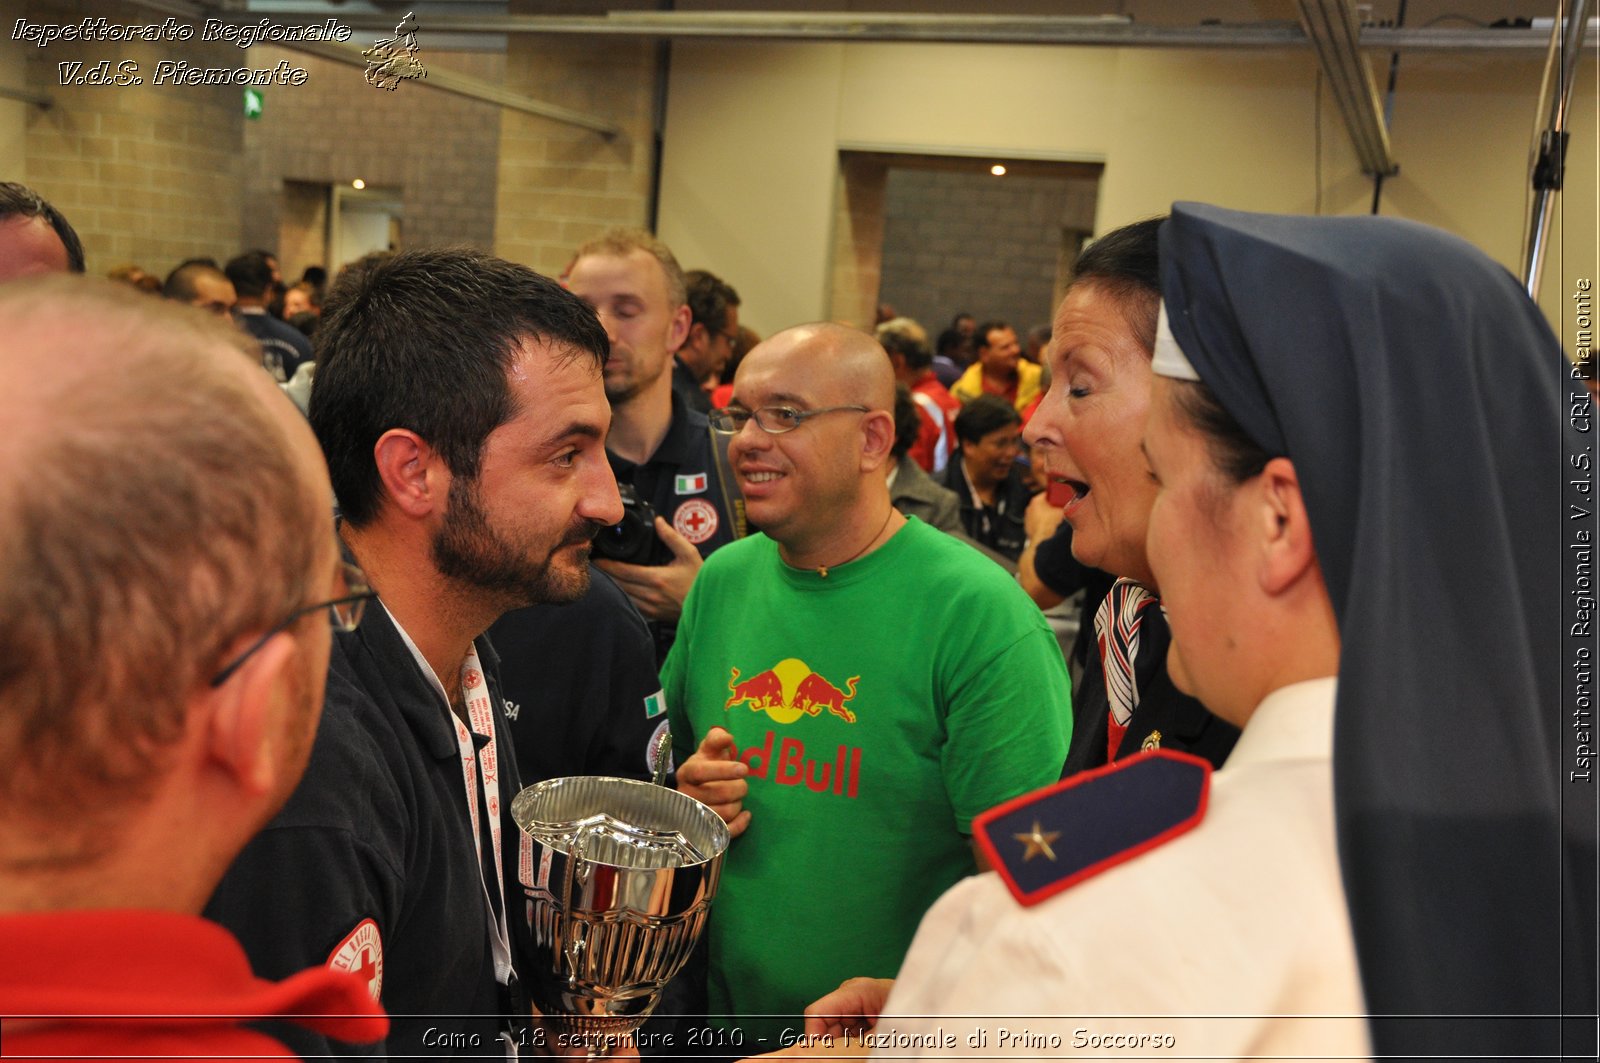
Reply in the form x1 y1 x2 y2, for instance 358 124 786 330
675 472 707 494
644 690 667 719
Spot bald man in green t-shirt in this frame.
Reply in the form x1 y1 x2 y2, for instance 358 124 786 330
666 323 1072 1046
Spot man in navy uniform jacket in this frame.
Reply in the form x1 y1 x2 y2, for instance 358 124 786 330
206 249 624 1056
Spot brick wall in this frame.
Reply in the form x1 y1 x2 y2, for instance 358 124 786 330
878 168 1099 336
20 0 245 274
494 0 659 275
242 45 504 278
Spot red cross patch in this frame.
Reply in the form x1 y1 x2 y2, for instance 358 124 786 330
326 918 383 1002
673 499 719 545
463 668 483 689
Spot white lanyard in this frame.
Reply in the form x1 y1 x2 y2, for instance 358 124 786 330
451 644 513 985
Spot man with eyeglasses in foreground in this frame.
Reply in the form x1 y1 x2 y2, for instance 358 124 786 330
665 323 1073 1046
205 249 624 1057
0 277 386 1055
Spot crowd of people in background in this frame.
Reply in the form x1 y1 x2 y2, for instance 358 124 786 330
95 213 1078 588
0 177 1592 1061
108 247 325 336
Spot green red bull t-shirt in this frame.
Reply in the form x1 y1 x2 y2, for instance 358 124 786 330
664 517 1072 1045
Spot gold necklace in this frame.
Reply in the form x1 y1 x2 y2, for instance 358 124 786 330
818 507 897 578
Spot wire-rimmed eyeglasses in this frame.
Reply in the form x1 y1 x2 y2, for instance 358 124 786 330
708 404 869 435
209 560 376 687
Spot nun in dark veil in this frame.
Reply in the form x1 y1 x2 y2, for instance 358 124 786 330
795 203 1591 1063
1154 202 1596 1058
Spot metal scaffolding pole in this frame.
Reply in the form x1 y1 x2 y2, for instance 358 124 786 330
1521 0 1595 296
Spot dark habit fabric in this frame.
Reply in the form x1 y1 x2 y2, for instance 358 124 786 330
1159 202 1596 1060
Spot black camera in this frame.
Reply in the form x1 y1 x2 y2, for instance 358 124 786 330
591 483 674 565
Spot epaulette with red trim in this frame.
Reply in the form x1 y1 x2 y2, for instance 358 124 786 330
974 749 1211 908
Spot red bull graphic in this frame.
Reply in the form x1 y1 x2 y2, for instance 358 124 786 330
730 731 862 798
723 666 786 714
791 672 859 724
723 658 860 724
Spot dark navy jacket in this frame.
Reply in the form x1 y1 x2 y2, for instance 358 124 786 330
607 390 744 662
206 602 532 1057
490 566 664 788
607 391 742 560
938 457 1032 562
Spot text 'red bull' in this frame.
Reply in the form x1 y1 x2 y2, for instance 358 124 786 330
731 731 862 798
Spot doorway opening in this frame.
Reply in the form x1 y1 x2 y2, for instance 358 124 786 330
831 150 1102 338
277 180 405 286
330 184 403 273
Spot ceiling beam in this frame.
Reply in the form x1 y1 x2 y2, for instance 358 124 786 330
280 38 623 138
1296 0 1397 177
121 0 623 137
230 9 1595 52
0 85 53 108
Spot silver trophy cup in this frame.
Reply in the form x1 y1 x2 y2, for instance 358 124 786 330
511 775 730 1050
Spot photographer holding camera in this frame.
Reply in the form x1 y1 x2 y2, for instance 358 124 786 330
564 229 746 662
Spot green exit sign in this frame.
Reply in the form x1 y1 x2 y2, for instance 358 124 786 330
243 88 263 119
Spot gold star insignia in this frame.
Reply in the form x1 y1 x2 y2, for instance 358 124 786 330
1013 819 1061 862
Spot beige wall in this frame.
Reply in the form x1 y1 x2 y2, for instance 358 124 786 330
657 38 1597 343
658 43 845 335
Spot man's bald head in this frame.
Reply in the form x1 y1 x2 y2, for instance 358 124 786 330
739 322 896 414
0 277 329 827
727 322 899 559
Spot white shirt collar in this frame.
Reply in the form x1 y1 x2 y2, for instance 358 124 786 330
1221 676 1338 773
380 599 451 712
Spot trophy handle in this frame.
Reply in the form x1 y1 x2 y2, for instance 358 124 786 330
650 727 673 788
561 829 593 976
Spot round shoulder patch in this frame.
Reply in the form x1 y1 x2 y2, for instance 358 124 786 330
646 719 674 777
326 917 383 1002
673 498 719 545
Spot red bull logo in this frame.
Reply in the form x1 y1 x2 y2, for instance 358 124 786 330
723 667 785 714
724 658 859 724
